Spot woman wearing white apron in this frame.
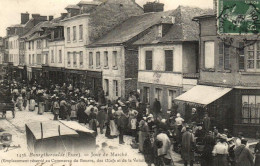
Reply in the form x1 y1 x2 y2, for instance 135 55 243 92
108 108 119 138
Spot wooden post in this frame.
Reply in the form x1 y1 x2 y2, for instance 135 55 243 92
58 125 61 136
40 122 43 140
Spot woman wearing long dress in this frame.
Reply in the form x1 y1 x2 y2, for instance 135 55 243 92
44 91 51 112
108 108 119 138
16 94 24 111
128 108 138 138
89 108 98 133
29 89 36 111
70 100 77 121
139 120 149 153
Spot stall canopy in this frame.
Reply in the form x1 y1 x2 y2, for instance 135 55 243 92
175 85 232 106
26 121 96 153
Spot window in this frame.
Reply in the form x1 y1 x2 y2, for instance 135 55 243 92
112 51 118 68
89 52 93 67
32 54 35 64
51 50 54 63
145 51 153 70
37 40 41 49
37 54 41 65
246 41 260 72
155 88 162 103
28 41 31 50
239 42 245 70
67 27 70 42
218 42 230 70
104 79 109 96
67 52 71 65
204 41 215 69
73 52 77 66
59 50 62 63
168 90 176 109
32 41 34 50
143 87 150 103
79 25 83 40
113 80 118 97
29 54 31 64
165 50 173 71
45 54 48 64
73 26 76 41
104 51 108 68
242 95 260 124
80 51 83 66
96 52 100 67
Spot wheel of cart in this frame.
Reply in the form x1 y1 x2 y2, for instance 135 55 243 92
194 142 204 164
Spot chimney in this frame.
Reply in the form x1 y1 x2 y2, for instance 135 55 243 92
61 13 68 19
49 16 54 21
213 0 217 14
144 1 164 13
21 12 29 24
39 16 48 21
32 14 40 19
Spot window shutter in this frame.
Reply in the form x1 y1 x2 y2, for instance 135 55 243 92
224 44 230 70
238 42 245 70
219 42 224 68
145 51 153 70
165 50 173 71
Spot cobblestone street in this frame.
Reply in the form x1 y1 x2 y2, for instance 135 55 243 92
0 107 188 166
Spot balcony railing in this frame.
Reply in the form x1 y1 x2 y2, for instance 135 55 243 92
183 73 200 79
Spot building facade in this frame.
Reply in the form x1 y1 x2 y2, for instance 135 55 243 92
135 6 207 112
193 15 260 137
61 0 143 91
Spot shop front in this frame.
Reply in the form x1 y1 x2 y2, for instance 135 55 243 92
31 67 42 85
42 66 65 86
65 69 102 91
175 85 234 132
232 88 260 138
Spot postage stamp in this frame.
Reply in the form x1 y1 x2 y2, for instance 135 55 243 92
218 0 260 34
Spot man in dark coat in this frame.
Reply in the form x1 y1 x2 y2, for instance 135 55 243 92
116 107 127 144
97 106 107 134
181 126 195 166
153 98 161 118
203 113 211 132
77 97 87 123
234 139 254 166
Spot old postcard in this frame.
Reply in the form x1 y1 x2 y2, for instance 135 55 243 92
0 0 259 166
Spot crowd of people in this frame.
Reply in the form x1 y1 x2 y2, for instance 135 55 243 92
0 78 260 166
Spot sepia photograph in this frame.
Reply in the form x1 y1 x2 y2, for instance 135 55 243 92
0 0 259 165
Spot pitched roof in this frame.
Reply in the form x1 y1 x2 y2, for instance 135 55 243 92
89 10 173 46
90 6 212 46
65 5 80 10
134 6 214 45
77 0 102 6
21 17 64 40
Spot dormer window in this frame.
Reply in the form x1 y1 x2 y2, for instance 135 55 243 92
158 25 163 38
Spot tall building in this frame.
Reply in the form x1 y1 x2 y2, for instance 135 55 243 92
175 1 260 137
61 0 143 92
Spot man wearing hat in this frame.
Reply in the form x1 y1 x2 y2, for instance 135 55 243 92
181 126 195 166
77 97 87 123
116 107 127 144
234 139 254 166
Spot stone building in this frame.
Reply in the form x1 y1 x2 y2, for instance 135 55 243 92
175 1 260 137
135 6 209 112
61 0 143 91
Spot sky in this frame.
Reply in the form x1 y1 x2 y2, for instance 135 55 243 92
0 0 213 37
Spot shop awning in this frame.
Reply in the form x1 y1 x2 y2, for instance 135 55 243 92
175 85 232 106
